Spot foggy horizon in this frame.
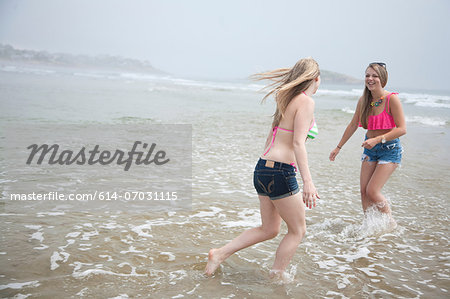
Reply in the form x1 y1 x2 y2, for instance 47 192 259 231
1 0 449 91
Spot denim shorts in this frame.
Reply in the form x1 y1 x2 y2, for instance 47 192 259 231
361 137 403 164
253 158 299 200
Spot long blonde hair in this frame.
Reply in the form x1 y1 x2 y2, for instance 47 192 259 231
359 63 389 129
252 58 320 128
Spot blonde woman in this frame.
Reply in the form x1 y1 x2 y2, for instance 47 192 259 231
329 62 406 219
205 58 321 277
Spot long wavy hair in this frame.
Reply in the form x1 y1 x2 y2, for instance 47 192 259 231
252 57 320 128
359 63 389 129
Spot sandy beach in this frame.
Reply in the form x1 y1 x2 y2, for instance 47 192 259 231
0 63 449 298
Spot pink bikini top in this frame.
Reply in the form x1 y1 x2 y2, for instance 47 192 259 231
262 92 316 171
263 92 317 157
360 92 398 130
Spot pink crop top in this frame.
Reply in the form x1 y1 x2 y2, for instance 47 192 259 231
360 92 398 130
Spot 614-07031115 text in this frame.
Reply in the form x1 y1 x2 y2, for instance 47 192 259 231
25 141 170 171
9 191 178 201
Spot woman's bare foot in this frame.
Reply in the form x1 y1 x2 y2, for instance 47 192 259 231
204 248 225 276
388 217 397 230
269 269 293 284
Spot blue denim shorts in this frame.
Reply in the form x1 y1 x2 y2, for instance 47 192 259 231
361 137 403 164
253 158 299 200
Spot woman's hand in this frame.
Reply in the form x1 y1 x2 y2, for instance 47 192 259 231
362 137 380 149
303 181 319 209
329 147 340 161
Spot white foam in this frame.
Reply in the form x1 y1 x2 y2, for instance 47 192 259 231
405 116 446 127
11 294 32 299
402 92 450 109
130 223 153 238
337 247 371 262
120 246 142 254
100 222 123 230
341 107 355 114
66 232 81 238
72 262 146 279
50 252 64 270
222 208 260 228
160 251 176 261
317 259 338 269
358 267 378 277
24 225 41 230
81 230 99 241
33 244 49 250
99 254 113 261
190 207 223 218
340 206 397 240
168 270 187 285
76 287 89 296
0 280 40 290
31 232 44 243
317 89 362 97
337 276 352 289
36 211 65 216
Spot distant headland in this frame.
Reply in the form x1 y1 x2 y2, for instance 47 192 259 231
0 44 361 84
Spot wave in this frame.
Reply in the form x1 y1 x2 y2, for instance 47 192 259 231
341 107 356 114
405 116 447 127
402 92 450 109
2 61 450 112
316 89 363 97
0 65 56 75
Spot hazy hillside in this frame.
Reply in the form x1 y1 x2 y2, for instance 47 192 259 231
0 44 361 84
0 44 166 74
320 69 362 85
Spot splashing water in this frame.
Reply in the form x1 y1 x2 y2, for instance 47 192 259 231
340 205 397 241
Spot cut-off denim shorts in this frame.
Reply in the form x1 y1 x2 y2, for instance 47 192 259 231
361 136 403 164
253 158 299 200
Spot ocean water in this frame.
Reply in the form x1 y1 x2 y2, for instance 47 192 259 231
0 64 449 298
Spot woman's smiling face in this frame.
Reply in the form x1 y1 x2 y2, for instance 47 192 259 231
365 67 382 91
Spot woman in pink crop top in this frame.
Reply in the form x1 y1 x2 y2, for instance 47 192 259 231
329 62 406 223
206 58 321 278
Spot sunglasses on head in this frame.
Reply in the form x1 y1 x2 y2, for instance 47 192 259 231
371 62 386 68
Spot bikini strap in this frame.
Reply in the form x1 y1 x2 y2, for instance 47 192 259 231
385 92 398 114
263 127 278 156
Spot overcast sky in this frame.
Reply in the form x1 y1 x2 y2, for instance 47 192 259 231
0 0 449 91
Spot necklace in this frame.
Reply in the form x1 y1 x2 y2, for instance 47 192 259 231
370 95 384 107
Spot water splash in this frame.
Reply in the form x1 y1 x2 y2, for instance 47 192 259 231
340 206 397 241
269 264 297 284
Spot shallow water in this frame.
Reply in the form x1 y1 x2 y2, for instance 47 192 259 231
0 67 449 298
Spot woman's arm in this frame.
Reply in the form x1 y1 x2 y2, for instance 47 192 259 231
377 94 406 142
362 94 407 148
292 95 318 208
329 97 362 161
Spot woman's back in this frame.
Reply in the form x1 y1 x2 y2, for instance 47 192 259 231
261 92 314 165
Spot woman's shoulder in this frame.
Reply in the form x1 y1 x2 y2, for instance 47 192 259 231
387 91 400 102
292 92 314 107
286 93 314 117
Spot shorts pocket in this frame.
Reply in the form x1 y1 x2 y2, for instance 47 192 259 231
385 143 397 150
254 172 275 195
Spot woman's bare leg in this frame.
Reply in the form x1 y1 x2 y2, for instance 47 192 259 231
365 163 398 215
205 195 281 276
270 192 306 274
360 161 378 211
